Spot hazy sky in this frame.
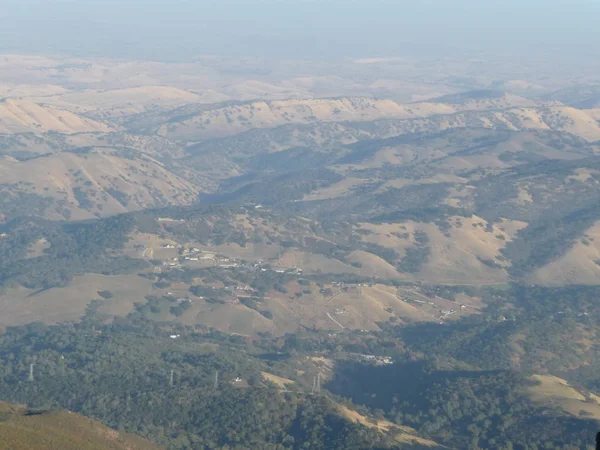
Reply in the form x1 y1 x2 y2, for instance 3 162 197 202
1 0 599 60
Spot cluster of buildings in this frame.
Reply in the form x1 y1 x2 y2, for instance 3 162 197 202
331 282 372 288
439 309 458 320
155 244 310 276
158 244 241 268
358 354 394 365
181 247 216 261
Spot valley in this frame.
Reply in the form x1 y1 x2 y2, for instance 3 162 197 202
2 50 600 449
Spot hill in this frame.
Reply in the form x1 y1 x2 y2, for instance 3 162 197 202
527 374 600 421
529 219 600 285
0 148 202 221
5 51 600 450
29 86 206 119
1 142 600 334
424 90 538 110
356 106 600 142
327 358 600 449
543 85 600 109
2 87 600 333
130 95 600 143
0 321 416 450
0 99 112 134
147 97 455 141
0 402 161 450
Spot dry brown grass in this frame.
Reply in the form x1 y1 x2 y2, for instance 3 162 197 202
336 404 440 447
156 97 458 141
261 372 295 389
0 402 161 450
527 375 600 420
531 220 600 285
29 86 204 118
357 216 526 284
0 148 199 220
0 274 153 327
585 109 600 121
0 99 112 134
529 375 585 402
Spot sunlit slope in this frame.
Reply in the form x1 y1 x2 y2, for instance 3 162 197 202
144 95 600 142
29 86 205 118
0 99 112 134
530 220 600 285
0 402 162 450
154 97 456 140
0 148 200 220
527 375 600 421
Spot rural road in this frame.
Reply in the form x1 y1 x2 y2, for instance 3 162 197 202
326 312 345 330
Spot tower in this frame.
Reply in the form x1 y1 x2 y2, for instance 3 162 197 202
214 370 219 390
28 364 34 382
311 372 321 394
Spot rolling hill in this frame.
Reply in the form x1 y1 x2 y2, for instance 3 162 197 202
6 50 600 450
0 99 112 134
151 97 456 140
126 95 600 143
423 90 540 110
543 85 600 109
0 148 203 221
28 86 206 119
1 87 600 334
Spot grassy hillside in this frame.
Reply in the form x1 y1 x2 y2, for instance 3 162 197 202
0 402 161 450
0 148 202 221
28 86 205 119
2 90 600 333
1 186 599 334
0 99 112 134
139 97 600 142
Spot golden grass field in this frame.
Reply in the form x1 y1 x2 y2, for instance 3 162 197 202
530 220 600 285
0 274 154 327
261 372 296 389
157 100 600 142
527 375 600 420
336 403 440 447
0 402 161 450
2 149 199 218
0 99 112 134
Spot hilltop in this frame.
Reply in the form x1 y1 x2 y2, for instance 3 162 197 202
28 86 207 119
133 93 585 142
119 94 600 143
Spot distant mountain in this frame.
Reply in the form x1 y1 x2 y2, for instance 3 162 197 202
28 86 207 119
543 85 600 109
130 96 600 143
424 90 539 109
147 97 457 141
0 402 161 450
